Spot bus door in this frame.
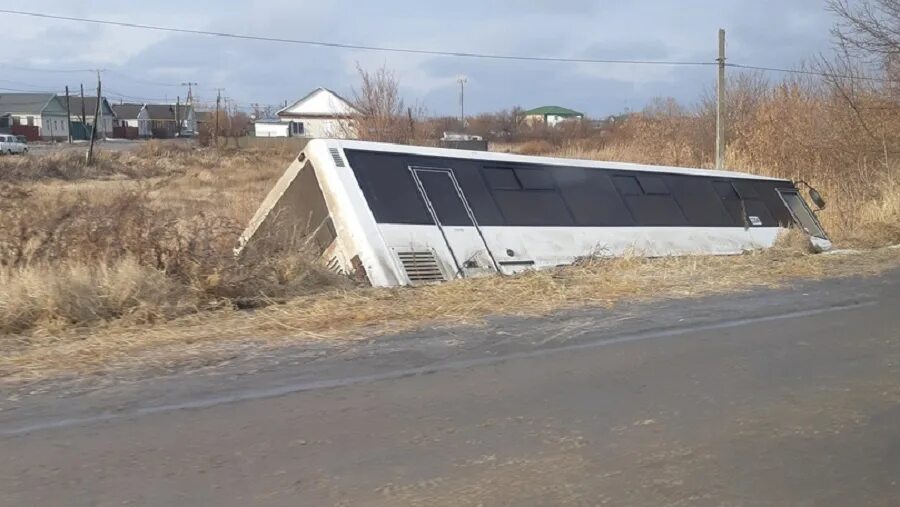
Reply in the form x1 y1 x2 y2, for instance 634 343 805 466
409 166 500 278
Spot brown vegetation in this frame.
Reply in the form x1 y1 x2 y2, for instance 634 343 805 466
0 141 345 337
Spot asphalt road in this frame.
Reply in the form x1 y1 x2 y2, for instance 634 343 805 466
1 270 899 506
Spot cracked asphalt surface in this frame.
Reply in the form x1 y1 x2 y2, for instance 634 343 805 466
1 270 899 506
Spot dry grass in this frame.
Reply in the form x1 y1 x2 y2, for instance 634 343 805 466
2 243 898 383
0 142 346 339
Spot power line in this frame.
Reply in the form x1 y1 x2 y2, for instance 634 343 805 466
104 89 170 103
727 63 898 84
0 85 64 93
0 8 717 67
2 63 96 73
0 78 52 89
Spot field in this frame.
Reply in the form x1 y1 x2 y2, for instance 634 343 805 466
2 115 900 383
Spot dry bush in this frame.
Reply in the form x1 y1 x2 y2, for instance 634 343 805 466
0 144 346 336
0 258 194 335
0 150 148 182
514 139 557 155
772 228 822 255
347 64 410 143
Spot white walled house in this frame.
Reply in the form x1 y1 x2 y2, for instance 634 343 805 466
0 93 69 141
111 103 151 137
254 87 358 138
521 106 585 127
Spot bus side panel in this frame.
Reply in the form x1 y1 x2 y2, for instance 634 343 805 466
312 140 407 287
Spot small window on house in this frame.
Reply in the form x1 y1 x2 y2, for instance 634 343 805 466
612 175 643 196
26 116 34 126
291 122 304 135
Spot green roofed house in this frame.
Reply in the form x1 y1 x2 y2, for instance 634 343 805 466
521 105 584 127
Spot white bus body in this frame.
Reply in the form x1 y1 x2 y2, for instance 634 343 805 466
239 139 830 287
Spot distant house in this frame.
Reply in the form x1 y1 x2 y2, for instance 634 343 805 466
254 87 357 138
521 106 585 127
0 93 69 141
111 103 150 138
254 118 291 137
195 110 212 130
144 104 196 138
66 96 117 138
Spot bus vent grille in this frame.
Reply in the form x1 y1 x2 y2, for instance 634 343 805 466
396 250 445 284
328 148 346 167
326 256 344 275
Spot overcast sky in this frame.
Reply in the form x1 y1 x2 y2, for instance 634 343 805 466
2 1 838 117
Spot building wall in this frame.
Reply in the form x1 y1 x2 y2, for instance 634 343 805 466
68 114 114 137
136 109 152 137
255 123 290 137
302 118 352 138
524 113 583 128
10 113 69 139
522 114 542 126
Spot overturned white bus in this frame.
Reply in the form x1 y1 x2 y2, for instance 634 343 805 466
238 139 830 287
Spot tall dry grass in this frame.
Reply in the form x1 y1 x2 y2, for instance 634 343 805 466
0 142 346 337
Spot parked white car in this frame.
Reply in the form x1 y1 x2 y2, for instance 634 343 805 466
0 134 27 155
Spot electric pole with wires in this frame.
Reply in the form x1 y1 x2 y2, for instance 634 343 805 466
181 82 198 106
214 88 224 146
716 28 727 169
64 85 72 144
457 75 467 131
86 70 101 165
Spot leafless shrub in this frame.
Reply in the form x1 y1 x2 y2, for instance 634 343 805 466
827 0 900 59
0 146 347 335
346 63 426 144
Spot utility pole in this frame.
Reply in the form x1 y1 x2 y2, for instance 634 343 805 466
98 89 104 141
79 83 86 126
181 82 198 106
175 95 181 137
214 88 224 146
86 70 101 165
64 85 72 144
457 75 467 130
716 28 726 170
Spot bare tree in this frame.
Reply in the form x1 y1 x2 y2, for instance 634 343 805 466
828 0 900 60
824 1 900 162
347 64 418 143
